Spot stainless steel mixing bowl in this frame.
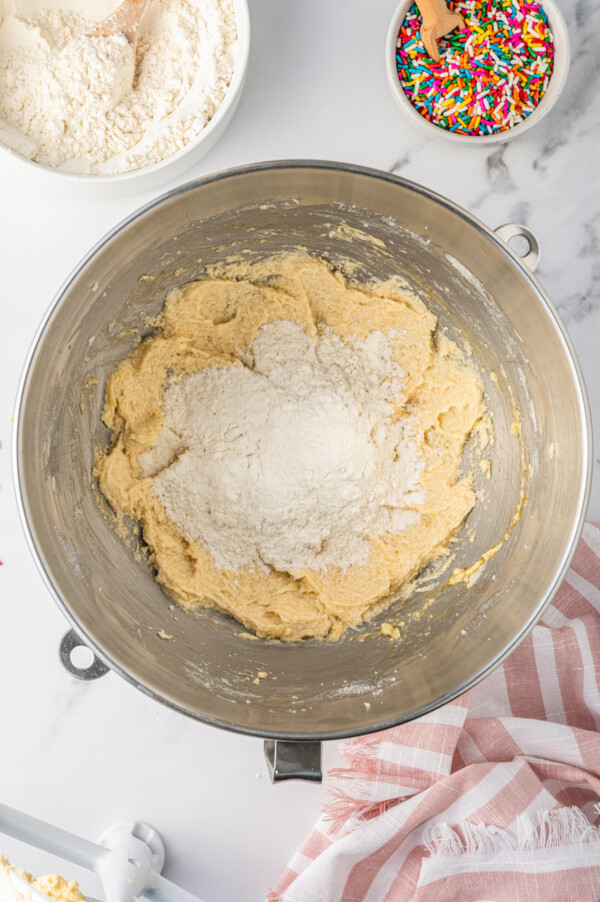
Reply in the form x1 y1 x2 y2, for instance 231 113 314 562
14 162 591 777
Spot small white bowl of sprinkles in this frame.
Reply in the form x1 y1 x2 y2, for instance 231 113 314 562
385 0 570 143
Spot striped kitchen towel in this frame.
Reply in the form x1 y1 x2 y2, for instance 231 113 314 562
270 523 600 901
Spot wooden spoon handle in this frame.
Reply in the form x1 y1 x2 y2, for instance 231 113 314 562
417 0 464 62
87 0 150 43
417 0 453 20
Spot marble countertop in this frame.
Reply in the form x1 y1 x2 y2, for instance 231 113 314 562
0 1 598 900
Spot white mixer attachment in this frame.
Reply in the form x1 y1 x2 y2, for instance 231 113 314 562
0 804 206 902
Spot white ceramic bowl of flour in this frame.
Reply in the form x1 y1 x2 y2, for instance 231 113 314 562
0 0 250 192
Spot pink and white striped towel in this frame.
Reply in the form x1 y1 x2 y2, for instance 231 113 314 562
270 523 600 902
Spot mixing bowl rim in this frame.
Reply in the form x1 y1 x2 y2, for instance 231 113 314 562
12 159 593 741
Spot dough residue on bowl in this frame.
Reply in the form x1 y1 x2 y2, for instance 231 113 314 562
0 0 236 174
95 253 485 641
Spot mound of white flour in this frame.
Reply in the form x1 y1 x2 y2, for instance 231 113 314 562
0 0 236 173
150 321 426 573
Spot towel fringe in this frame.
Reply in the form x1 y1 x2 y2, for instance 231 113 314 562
338 743 382 770
424 807 600 858
323 786 399 834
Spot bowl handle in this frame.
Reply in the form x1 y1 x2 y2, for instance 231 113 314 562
495 223 540 272
264 740 322 783
60 629 110 680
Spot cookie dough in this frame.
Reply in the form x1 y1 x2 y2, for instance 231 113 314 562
0 856 85 902
95 254 484 641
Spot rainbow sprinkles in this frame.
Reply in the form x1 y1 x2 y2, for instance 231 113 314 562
396 0 555 136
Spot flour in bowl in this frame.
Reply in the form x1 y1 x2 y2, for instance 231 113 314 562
147 320 426 573
0 0 236 173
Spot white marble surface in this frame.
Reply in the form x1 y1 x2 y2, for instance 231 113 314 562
0 1 598 900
